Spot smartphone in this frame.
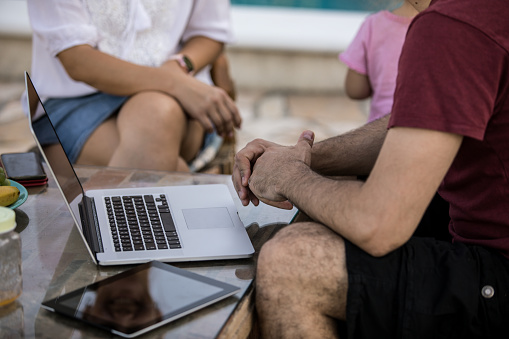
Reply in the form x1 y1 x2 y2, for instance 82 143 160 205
1 152 47 182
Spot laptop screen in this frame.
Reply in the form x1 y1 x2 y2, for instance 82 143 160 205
25 72 84 206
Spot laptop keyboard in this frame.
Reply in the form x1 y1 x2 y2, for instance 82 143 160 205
104 194 182 252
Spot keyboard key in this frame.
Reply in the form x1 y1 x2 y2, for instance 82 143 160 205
160 212 176 232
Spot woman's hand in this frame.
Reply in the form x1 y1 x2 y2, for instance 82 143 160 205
161 60 241 137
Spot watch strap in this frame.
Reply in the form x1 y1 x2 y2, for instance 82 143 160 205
169 54 194 74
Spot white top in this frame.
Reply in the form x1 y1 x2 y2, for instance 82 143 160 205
25 0 233 116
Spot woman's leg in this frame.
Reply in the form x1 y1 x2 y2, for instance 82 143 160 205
180 119 205 163
76 116 119 166
78 91 201 171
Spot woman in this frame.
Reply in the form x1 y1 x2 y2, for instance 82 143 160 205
26 0 241 172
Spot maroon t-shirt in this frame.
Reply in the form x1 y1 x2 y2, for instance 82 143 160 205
389 0 509 257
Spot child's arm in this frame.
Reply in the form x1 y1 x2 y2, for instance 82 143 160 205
344 68 372 100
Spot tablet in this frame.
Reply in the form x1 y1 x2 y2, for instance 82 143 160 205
41 261 240 338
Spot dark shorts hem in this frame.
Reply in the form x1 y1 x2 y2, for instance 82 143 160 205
344 238 509 339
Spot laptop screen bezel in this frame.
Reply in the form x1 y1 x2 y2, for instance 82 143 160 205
25 71 98 264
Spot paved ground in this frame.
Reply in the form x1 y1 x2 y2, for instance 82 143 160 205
0 81 368 157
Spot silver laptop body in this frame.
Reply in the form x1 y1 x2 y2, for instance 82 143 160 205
25 72 254 266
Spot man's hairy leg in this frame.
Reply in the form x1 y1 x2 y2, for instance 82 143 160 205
108 91 188 171
256 221 348 338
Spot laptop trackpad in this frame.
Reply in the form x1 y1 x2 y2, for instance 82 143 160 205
183 207 234 230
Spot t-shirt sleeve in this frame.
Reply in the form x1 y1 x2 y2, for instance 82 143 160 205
27 0 98 57
389 12 503 140
182 0 233 44
339 15 372 75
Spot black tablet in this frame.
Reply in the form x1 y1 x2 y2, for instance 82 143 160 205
41 261 240 338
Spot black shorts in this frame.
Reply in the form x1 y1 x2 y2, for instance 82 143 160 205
344 237 509 338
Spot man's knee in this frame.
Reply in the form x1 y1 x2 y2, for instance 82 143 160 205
256 222 349 319
258 222 315 273
257 222 347 285
256 225 307 301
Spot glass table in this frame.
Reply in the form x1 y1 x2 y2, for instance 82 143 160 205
0 165 296 338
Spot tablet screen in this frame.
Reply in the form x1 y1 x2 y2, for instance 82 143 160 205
42 261 240 337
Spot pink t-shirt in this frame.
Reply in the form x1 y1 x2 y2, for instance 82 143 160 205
340 11 413 122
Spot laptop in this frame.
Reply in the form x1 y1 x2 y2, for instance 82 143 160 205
25 72 254 265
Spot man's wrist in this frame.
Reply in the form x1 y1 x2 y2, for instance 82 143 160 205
279 161 311 200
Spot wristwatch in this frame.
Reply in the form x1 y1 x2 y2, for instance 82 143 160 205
169 54 194 74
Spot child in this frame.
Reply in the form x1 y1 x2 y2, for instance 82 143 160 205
340 0 418 122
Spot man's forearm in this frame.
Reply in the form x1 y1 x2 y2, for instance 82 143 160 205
311 115 390 176
279 126 462 257
280 162 367 242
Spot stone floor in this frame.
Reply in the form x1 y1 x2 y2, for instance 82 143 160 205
236 90 368 148
0 81 369 158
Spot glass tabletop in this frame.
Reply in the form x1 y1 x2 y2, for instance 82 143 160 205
0 165 296 338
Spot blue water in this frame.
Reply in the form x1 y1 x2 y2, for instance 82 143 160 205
230 0 392 12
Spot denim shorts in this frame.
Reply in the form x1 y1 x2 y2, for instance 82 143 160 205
33 92 222 169
34 92 128 163
343 236 509 338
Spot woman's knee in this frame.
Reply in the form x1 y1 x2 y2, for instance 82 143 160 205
119 91 187 130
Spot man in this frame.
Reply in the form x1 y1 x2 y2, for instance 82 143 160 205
232 0 509 337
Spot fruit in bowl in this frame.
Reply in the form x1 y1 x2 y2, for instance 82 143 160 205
0 168 19 206
0 167 6 185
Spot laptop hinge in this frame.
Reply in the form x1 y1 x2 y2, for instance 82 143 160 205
78 196 104 254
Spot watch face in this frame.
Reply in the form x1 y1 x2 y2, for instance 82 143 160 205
182 55 194 73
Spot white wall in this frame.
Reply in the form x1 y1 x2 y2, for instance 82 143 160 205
0 1 367 90
0 1 367 52
0 1 31 37
230 6 367 52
